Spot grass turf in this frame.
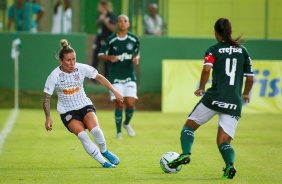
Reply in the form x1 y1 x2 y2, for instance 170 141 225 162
0 109 281 184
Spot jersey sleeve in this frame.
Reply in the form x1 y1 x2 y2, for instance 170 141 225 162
98 37 111 56
32 3 42 14
134 36 140 54
81 63 99 79
43 75 55 95
204 47 215 66
242 46 254 76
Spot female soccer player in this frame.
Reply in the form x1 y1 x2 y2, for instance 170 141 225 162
43 39 123 168
168 18 254 179
98 14 140 139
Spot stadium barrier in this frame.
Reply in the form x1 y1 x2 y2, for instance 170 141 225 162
1 33 282 94
0 32 87 90
162 60 282 114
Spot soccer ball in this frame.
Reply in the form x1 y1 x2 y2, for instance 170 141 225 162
160 151 182 173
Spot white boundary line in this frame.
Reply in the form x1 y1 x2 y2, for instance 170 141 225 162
0 108 19 153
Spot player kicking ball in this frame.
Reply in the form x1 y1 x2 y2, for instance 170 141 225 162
168 18 254 179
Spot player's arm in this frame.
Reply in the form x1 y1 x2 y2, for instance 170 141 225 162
132 53 140 65
242 75 254 103
43 93 53 131
98 39 118 62
194 65 211 96
98 54 118 62
103 19 116 32
95 74 123 102
132 37 141 65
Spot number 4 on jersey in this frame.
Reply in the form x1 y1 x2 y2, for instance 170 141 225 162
225 58 237 85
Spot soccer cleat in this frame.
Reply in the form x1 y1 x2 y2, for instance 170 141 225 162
102 162 116 168
102 150 120 165
116 132 122 139
222 163 236 179
167 154 190 169
123 124 135 137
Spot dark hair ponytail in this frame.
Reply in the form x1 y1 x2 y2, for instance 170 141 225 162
214 18 244 47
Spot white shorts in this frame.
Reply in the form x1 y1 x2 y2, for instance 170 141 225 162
188 102 239 139
110 81 138 101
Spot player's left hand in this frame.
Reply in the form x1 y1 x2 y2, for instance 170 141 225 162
114 91 124 103
242 95 250 103
132 56 140 65
194 89 205 97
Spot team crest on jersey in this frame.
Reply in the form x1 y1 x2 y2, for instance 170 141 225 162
73 73 80 81
59 73 66 82
126 43 134 50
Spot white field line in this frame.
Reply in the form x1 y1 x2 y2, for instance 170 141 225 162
0 108 19 153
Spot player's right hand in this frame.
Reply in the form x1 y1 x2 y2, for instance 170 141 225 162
194 89 205 97
110 55 118 62
45 117 53 131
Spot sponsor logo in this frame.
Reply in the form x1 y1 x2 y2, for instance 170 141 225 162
218 46 242 55
63 86 79 95
65 114 72 121
44 86 50 91
59 73 66 82
114 77 131 84
117 53 132 62
253 69 280 97
231 115 240 121
212 100 237 110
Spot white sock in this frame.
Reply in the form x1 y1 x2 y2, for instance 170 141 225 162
90 126 107 153
77 131 106 165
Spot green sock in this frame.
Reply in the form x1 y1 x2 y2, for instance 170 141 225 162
115 109 123 133
219 142 235 166
180 126 194 154
124 108 135 125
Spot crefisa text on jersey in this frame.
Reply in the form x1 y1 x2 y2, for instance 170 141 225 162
218 46 242 55
118 53 132 62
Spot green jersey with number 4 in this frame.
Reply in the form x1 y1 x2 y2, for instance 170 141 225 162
98 32 140 84
200 41 254 116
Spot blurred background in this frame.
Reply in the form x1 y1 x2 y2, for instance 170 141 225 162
0 0 281 112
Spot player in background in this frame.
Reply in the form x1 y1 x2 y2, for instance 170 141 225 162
43 39 123 168
98 14 140 139
168 18 254 179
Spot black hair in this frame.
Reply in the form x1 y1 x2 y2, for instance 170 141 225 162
214 18 244 47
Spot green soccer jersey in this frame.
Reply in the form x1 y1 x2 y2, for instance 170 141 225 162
200 41 254 116
98 32 140 84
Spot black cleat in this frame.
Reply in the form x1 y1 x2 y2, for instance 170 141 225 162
168 154 190 169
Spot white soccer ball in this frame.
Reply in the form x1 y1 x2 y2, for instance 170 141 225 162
160 151 182 173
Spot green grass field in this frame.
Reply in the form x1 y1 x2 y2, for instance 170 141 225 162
0 109 281 184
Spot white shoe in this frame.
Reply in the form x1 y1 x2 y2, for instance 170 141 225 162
123 124 135 137
116 132 122 139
